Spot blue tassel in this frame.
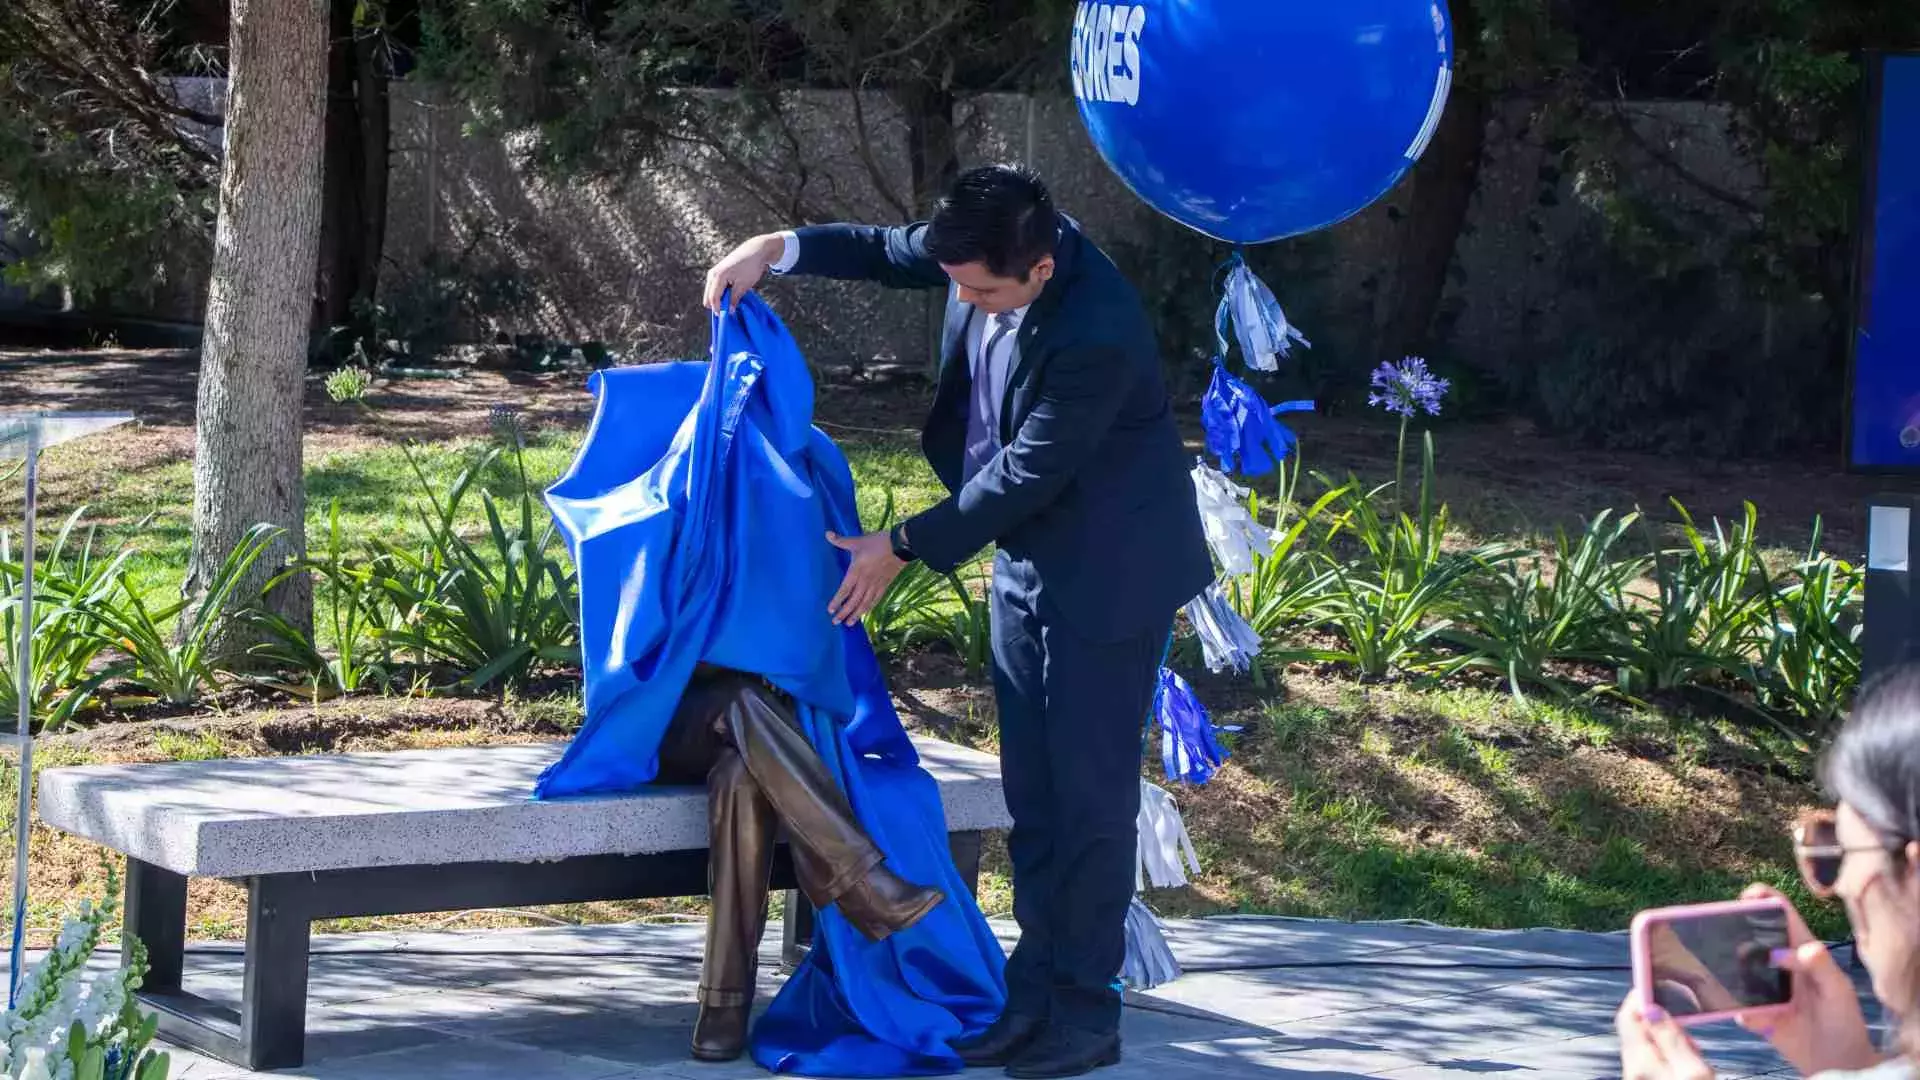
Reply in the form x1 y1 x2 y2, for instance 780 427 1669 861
1201 362 1315 477
1216 253 1310 373
1156 667 1228 785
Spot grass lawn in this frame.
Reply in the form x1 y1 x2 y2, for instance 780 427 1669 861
0 351 1860 946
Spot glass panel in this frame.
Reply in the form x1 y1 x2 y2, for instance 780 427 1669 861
0 412 136 459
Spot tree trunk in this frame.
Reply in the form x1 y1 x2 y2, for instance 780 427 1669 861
187 0 327 650
316 0 361 351
904 84 959 213
353 25 391 309
902 83 958 379
1377 0 1486 362
315 0 389 360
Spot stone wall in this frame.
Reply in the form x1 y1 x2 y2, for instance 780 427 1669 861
18 81 1795 395
381 87 937 369
382 87 1798 386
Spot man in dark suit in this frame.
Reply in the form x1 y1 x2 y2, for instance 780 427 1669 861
705 164 1213 1079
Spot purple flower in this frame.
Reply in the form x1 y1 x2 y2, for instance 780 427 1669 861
489 403 525 448
1368 357 1450 419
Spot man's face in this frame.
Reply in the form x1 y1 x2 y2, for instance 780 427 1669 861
943 256 1055 313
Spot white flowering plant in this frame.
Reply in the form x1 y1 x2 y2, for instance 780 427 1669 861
1 864 169 1080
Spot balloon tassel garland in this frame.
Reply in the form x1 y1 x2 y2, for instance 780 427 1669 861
1203 362 1316 479
1137 780 1202 890
1075 0 1458 994
1122 897 1182 990
1189 462 1274 578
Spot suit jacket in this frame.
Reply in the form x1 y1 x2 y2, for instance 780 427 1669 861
789 215 1214 642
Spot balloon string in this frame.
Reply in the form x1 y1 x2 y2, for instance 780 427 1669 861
1209 249 1242 296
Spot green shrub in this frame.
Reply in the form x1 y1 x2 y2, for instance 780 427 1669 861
864 492 951 662
932 570 992 678
247 500 398 697
1291 433 1520 678
0 510 131 729
1610 501 1770 696
1443 510 1648 700
1747 524 1861 735
82 523 282 707
1229 457 1341 641
862 559 949 662
370 445 580 689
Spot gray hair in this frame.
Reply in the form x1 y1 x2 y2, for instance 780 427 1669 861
1824 664 1920 844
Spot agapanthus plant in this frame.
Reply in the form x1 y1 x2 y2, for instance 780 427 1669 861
2 864 170 1080
1368 356 1449 419
1368 357 1451 519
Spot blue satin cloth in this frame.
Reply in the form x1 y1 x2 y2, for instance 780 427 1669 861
539 295 1007 1074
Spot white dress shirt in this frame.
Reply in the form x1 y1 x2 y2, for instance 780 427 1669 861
769 231 1026 480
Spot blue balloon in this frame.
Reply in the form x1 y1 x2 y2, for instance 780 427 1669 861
1071 0 1455 244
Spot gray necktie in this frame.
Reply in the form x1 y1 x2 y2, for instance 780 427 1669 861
965 312 1019 479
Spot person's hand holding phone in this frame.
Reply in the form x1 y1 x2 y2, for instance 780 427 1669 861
1618 996 1715 1080
1731 884 1880 1076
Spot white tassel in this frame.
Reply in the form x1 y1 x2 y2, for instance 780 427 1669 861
1137 779 1203 891
1121 897 1182 990
1184 581 1262 674
1223 261 1310 373
1190 462 1274 578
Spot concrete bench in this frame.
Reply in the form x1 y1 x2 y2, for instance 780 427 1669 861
39 737 1010 1071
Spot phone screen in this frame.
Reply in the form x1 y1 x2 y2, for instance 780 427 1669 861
1642 907 1792 1017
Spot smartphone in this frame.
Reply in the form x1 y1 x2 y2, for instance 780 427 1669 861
1631 898 1794 1027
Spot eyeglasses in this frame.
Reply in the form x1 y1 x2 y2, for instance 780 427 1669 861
1793 808 1902 897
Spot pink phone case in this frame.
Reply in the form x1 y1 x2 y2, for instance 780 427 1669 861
1630 898 1795 1028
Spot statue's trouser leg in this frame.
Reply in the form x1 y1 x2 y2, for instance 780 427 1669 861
701 676 946 941
658 677 777 1061
701 750 775 1012
656 672 950 1059
706 678 886 904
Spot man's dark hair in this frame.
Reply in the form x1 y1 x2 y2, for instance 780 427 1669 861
925 164 1059 281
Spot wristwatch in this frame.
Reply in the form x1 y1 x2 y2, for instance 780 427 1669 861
889 523 918 563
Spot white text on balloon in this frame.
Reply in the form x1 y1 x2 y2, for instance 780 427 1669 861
1071 2 1146 107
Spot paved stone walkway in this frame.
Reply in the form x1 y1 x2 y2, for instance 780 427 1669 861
63 917 1857 1079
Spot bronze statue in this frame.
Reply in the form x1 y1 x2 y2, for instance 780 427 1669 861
656 665 945 1062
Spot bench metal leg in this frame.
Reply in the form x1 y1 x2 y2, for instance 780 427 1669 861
950 831 983 898
132 872 314 1071
240 874 312 1070
124 859 186 992
780 890 816 971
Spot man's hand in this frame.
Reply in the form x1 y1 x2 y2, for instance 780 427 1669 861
704 234 787 314
826 531 905 627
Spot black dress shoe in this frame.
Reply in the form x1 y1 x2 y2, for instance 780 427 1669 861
951 1012 1045 1067
1005 1027 1120 1079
